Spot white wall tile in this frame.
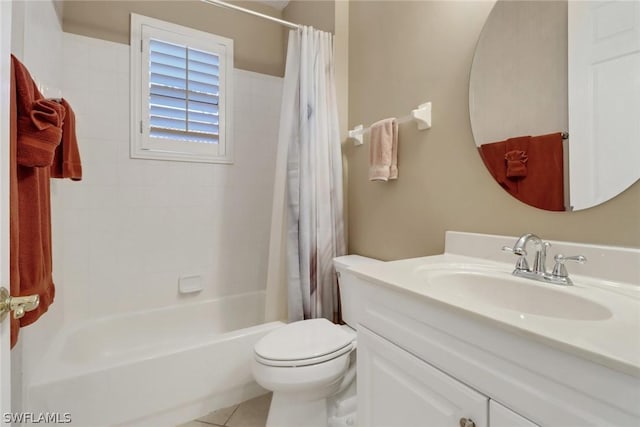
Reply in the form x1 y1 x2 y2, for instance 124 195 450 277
62 32 90 71
52 33 282 323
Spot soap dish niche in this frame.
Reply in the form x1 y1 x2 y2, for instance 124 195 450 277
179 275 203 294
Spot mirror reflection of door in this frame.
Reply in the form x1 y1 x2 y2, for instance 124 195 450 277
568 0 640 211
469 0 640 212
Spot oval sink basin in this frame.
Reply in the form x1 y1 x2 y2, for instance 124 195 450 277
425 271 612 321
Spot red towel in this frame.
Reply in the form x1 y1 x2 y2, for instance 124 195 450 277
478 139 516 193
51 99 82 180
479 132 565 211
523 132 564 211
504 135 530 178
9 55 68 348
9 56 20 348
13 56 65 168
505 150 528 178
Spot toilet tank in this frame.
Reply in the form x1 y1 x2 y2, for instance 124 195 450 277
333 255 381 328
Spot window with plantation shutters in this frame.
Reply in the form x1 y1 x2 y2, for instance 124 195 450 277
149 39 220 144
131 14 234 163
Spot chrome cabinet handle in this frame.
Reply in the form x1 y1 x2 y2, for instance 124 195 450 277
459 417 476 427
0 287 40 322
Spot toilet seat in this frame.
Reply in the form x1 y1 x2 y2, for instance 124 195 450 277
254 318 355 367
256 342 354 367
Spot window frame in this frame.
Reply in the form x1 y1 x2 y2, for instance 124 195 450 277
130 14 234 163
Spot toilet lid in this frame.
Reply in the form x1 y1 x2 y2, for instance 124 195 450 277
254 318 354 363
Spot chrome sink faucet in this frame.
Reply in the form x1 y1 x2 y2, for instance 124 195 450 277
502 234 586 286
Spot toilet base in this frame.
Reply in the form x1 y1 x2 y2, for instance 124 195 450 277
266 392 329 427
327 380 357 427
265 370 357 427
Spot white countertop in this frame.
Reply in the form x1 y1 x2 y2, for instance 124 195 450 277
348 252 640 377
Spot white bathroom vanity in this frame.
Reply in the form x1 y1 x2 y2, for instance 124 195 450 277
348 232 640 427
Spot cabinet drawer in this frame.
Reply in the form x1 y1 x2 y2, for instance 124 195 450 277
358 326 488 427
490 400 539 427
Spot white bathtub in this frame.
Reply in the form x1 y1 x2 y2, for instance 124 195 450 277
24 292 283 427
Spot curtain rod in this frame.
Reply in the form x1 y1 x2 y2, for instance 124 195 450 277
201 0 302 30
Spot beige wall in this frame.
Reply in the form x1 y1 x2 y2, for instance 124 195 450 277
347 0 640 261
283 0 335 33
62 0 287 76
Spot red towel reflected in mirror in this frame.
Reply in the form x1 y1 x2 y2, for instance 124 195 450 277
479 132 565 211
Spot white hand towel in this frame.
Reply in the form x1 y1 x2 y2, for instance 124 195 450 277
368 118 398 181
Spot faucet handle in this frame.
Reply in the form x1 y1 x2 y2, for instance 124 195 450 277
555 254 587 264
552 254 587 279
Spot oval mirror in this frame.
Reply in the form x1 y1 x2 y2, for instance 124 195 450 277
469 0 640 211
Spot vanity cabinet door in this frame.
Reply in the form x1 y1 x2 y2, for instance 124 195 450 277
490 401 539 427
358 326 488 427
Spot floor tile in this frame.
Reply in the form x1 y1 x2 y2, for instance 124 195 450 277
176 421 213 427
197 404 238 425
225 393 272 427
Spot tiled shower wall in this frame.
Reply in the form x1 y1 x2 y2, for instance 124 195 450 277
54 33 282 320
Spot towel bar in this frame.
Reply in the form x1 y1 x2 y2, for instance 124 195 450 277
348 102 432 146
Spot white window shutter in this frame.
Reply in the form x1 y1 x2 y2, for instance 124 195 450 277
149 39 220 144
130 14 234 163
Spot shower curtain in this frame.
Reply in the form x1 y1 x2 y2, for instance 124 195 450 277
266 26 345 323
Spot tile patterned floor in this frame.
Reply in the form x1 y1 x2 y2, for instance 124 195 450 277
177 393 272 427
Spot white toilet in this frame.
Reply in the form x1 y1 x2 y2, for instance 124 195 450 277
252 255 379 427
